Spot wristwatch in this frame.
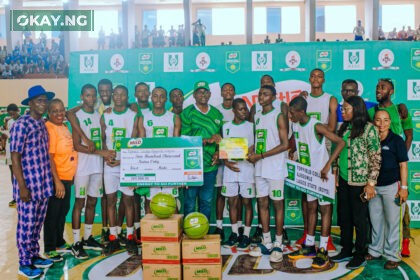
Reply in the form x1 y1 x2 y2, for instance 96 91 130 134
401 185 408 190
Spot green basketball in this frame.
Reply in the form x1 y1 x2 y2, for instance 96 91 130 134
150 193 177 219
183 212 209 239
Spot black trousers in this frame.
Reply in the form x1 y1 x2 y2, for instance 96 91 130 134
337 176 369 257
43 180 72 252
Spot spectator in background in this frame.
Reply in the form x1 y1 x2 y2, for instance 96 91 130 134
177 25 185 46
388 28 398 40
158 26 165 47
98 27 106 50
353 20 365 40
168 26 177 47
378 26 386 40
275 34 283 43
397 26 407 40
264 35 271 44
142 25 150 48
407 26 415 41
134 25 140 48
415 25 420 41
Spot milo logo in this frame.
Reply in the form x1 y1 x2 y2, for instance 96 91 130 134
115 130 124 136
188 151 197 156
415 50 420 56
299 145 307 152
414 110 420 117
141 54 151 59
195 268 209 275
184 149 201 170
127 138 143 148
288 200 298 207
153 246 167 253
287 163 296 180
154 268 168 276
152 224 164 230
319 51 328 57
257 131 264 138
92 130 99 136
194 245 206 252
153 126 168 137
229 52 238 59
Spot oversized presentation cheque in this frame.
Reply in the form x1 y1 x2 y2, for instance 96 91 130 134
285 159 335 202
120 136 204 187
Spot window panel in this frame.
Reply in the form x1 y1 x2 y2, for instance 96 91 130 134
253 7 267 35
267 8 281 34
281 6 300 34
381 4 414 32
197 9 212 35
325 5 355 33
212 8 244 35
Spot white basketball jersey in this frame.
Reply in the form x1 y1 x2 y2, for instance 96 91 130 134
306 92 332 124
103 108 137 173
292 117 329 171
254 108 287 180
142 110 175 137
222 120 255 183
75 109 103 176
216 104 234 123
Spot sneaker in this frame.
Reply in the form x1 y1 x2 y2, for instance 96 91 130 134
103 239 121 256
346 256 367 270
223 233 238 248
295 232 307 246
249 242 272 257
71 241 89 260
45 251 63 263
238 226 244 237
56 243 72 253
83 236 104 251
327 236 336 252
282 228 290 245
118 233 127 247
214 227 225 242
18 265 43 279
8 199 16 207
32 256 54 268
126 237 138 255
288 244 316 260
251 227 263 245
134 228 142 245
270 241 283 263
237 235 251 251
101 228 110 245
330 251 353 263
312 247 329 269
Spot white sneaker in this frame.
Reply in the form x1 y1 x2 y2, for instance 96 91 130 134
249 241 273 257
270 241 283 262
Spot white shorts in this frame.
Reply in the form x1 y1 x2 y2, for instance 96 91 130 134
5 144 11 165
104 173 134 196
147 187 180 200
307 193 331 206
255 177 284 201
222 182 255 198
74 173 103 198
215 165 224 187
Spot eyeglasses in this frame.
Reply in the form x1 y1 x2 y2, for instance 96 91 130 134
33 98 49 104
340 106 353 112
341 89 357 94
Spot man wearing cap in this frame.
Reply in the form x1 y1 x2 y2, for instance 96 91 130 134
10 85 55 278
181 81 223 221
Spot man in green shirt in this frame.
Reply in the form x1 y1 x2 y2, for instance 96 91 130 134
181 81 223 221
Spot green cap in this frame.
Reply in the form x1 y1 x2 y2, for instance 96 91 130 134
194 81 210 92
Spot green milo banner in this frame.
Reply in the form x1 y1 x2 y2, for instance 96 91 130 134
69 41 420 228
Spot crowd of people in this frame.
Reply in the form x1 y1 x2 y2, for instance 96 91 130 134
354 20 420 41
6 70 413 278
0 31 67 79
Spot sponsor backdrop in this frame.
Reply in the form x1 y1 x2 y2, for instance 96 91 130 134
68 41 420 228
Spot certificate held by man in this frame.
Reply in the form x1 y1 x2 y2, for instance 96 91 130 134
120 136 203 186
219 137 248 160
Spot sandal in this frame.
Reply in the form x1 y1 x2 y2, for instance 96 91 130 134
384 260 400 270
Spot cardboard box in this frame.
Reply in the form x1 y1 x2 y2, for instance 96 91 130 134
142 263 181 280
142 241 181 263
183 264 222 280
182 234 221 264
141 214 183 242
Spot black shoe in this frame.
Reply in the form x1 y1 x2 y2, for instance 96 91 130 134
238 226 244 236
251 227 263 244
8 199 16 207
312 247 330 269
223 233 238 248
118 233 127 247
237 235 251 251
346 256 367 270
83 236 104 251
71 241 89 260
103 239 121 256
214 227 225 242
101 228 110 245
331 251 353 263
288 244 317 260
126 238 138 255
282 227 290 245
